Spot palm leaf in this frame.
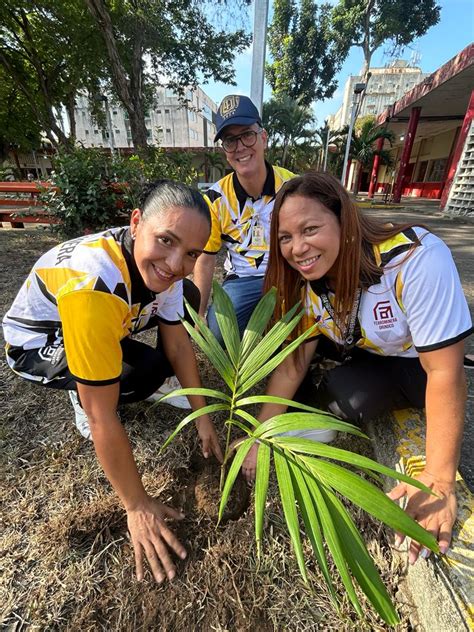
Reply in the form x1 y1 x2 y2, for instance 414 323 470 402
236 394 337 414
233 408 260 429
287 458 338 604
159 403 229 453
157 387 231 403
321 485 399 625
180 316 234 390
240 287 277 364
211 280 241 368
238 302 304 383
309 459 439 552
255 412 366 439
218 437 255 523
274 437 433 493
254 441 271 557
236 323 318 395
301 468 363 617
273 449 308 582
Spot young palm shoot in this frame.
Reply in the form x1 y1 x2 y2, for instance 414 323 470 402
159 282 438 625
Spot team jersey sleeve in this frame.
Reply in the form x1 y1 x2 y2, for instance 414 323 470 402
301 286 321 341
400 239 473 352
58 290 130 385
203 193 222 254
156 280 184 325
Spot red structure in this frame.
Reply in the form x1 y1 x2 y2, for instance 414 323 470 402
373 44 474 204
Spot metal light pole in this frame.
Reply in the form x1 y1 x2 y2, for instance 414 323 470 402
323 121 330 171
341 82 366 187
250 0 269 116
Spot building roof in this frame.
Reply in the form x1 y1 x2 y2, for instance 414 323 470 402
375 44 474 146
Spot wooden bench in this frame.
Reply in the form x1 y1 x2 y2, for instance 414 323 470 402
0 182 60 228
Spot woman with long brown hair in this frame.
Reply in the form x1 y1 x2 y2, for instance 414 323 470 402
242 171 472 564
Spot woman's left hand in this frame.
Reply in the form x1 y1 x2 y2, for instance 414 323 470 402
195 417 223 462
387 469 457 564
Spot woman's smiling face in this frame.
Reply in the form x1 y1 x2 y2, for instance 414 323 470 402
130 206 210 293
277 194 341 283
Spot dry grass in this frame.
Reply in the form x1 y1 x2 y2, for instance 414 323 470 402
1 229 416 631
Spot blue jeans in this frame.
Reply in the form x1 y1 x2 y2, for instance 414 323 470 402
207 275 265 345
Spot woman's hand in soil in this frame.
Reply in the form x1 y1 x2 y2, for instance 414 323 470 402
241 442 259 483
127 496 187 583
195 417 223 462
388 470 457 564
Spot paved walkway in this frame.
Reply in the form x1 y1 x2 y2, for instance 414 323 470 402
365 201 474 491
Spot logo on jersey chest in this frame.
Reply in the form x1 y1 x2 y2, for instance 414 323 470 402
373 301 398 329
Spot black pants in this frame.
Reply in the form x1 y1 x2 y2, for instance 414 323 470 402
8 279 200 404
297 338 427 424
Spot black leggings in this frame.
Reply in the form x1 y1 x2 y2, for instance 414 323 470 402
298 338 427 424
9 279 200 404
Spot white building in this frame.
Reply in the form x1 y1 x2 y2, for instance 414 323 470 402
329 60 429 130
74 86 218 150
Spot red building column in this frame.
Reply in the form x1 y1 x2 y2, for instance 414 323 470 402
368 136 385 198
440 89 474 209
392 107 421 203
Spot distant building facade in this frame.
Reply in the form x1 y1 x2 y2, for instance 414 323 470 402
328 60 429 130
74 86 218 150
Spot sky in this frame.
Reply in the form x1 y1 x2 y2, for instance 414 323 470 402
203 0 474 126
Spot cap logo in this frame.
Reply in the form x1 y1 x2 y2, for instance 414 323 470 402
220 95 240 119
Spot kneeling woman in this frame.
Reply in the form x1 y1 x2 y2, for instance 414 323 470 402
3 180 222 583
244 172 472 563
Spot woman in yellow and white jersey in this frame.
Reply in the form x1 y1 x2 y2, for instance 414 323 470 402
244 172 472 565
3 180 223 585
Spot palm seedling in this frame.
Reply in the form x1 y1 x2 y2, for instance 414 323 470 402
159 281 438 625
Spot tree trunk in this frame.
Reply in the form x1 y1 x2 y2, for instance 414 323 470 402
65 91 77 141
353 162 364 195
85 0 148 151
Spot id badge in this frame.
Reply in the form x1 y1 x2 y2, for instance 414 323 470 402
252 223 265 247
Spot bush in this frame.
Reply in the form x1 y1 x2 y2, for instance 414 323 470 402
42 147 201 239
41 147 124 239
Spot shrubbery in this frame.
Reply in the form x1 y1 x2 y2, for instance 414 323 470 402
42 146 201 238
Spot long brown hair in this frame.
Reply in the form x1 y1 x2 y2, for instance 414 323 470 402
265 171 425 335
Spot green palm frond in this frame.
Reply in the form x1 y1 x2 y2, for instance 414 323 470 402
159 283 438 624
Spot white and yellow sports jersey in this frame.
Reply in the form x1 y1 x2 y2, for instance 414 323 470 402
3 227 183 385
204 163 294 277
302 227 473 357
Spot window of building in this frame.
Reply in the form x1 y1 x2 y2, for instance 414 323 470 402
186 89 193 101
165 109 170 114
188 110 197 122
165 88 175 98
115 129 120 134
202 103 212 121
94 129 99 134
426 157 448 182
146 129 152 139
156 109 161 114
112 110 118 115
85 130 89 135
416 161 429 182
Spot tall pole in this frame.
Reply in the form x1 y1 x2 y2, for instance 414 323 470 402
250 0 269 116
323 122 330 171
341 83 365 188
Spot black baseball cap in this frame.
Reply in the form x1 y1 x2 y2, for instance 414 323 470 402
214 95 262 142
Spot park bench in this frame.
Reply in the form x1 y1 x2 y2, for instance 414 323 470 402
0 182 60 228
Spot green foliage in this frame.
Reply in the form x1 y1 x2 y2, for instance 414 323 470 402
0 0 104 147
85 0 250 148
159 283 439 624
266 0 346 107
331 0 441 76
41 147 123 238
262 96 318 170
350 117 394 193
41 146 201 238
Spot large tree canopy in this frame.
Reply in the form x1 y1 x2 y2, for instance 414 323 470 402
0 0 103 148
85 0 250 149
266 0 346 107
0 0 250 152
332 0 441 79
